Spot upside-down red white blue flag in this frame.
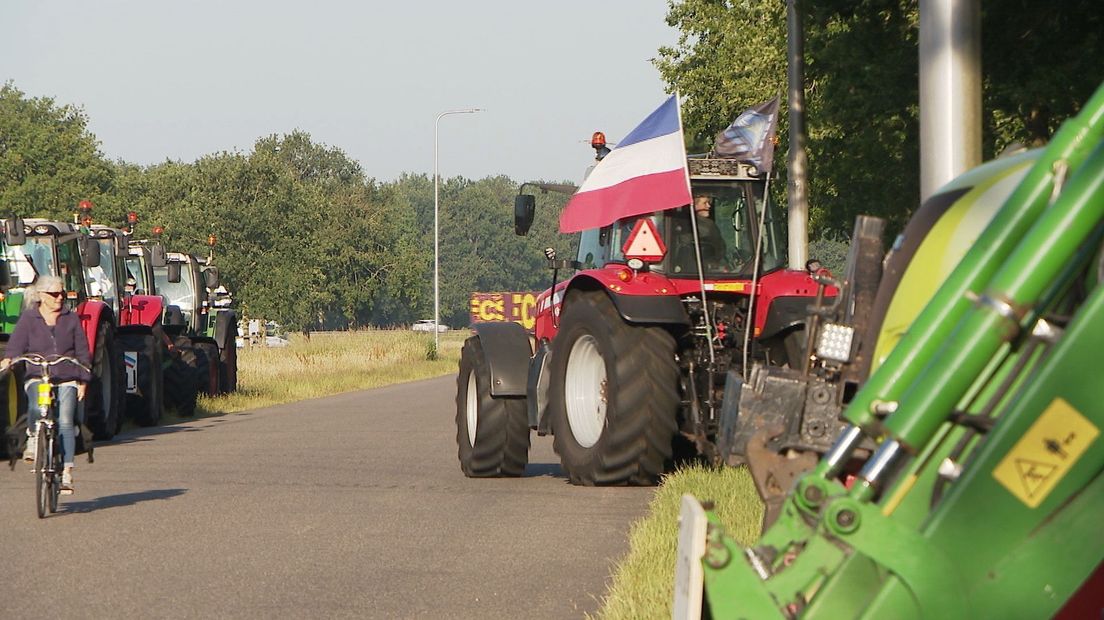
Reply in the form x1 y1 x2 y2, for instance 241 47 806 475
559 95 692 233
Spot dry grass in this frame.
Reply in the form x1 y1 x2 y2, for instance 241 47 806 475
162 329 466 421
595 464 764 619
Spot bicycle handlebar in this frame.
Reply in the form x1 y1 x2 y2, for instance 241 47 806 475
6 354 91 374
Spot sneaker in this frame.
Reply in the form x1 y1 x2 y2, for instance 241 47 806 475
22 434 37 463
60 468 74 495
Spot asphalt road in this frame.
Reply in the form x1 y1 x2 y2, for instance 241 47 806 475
0 375 654 618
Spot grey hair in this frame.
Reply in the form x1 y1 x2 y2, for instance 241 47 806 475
23 275 66 309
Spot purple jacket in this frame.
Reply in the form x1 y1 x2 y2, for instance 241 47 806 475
5 306 93 383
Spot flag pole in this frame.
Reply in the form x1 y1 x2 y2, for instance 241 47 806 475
676 94 716 368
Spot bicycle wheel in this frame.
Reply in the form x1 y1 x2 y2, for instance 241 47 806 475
34 426 48 519
48 432 60 513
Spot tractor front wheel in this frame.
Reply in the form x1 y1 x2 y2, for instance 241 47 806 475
548 291 679 486
454 336 530 477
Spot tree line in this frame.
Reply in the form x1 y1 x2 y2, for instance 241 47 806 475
0 83 573 331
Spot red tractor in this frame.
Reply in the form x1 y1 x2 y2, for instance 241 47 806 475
84 207 174 427
455 142 830 485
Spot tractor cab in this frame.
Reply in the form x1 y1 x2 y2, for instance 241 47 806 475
154 252 214 334
1 219 98 309
575 158 786 279
85 225 131 315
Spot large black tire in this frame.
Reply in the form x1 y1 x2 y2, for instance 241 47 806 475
219 338 237 394
193 341 220 397
121 332 164 427
454 336 530 477
87 322 123 440
215 311 238 393
165 336 199 417
0 340 25 458
548 291 680 486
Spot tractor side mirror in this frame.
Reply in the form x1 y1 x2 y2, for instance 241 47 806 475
202 267 220 289
81 237 101 268
4 217 25 246
167 261 182 283
150 243 167 268
514 194 535 236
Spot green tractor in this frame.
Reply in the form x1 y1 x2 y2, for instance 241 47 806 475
673 84 1104 619
154 237 237 397
0 216 124 443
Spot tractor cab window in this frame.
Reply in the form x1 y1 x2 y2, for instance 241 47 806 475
155 262 196 325
87 238 118 305
57 238 83 295
576 228 604 270
663 181 786 277
2 238 53 286
126 256 149 294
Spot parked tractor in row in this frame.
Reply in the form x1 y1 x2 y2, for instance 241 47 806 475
154 243 238 398
0 216 123 442
455 138 830 485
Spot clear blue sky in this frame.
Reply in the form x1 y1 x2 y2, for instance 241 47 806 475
1 0 678 185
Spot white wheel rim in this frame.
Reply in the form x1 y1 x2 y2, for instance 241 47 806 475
564 334 607 448
466 371 478 447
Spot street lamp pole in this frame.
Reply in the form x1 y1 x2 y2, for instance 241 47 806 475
434 108 483 356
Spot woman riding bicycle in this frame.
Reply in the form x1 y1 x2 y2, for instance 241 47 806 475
0 275 91 494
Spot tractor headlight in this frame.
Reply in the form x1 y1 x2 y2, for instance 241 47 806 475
816 323 854 363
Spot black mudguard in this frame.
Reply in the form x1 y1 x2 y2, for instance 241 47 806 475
608 291 691 326
470 322 532 397
759 295 814 341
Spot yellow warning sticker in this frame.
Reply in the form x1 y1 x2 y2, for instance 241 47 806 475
993 398 1099 508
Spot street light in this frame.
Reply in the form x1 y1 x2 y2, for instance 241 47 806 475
434 107 483 356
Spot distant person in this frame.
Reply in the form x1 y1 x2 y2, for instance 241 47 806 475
0 275 91 495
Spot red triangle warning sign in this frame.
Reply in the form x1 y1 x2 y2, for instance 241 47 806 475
622 218 667 262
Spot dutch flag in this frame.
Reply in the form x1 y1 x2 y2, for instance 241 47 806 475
559 95 693 233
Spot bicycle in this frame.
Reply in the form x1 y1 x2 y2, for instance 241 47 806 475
6 354 91 518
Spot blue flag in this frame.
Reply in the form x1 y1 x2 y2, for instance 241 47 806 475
712 97 780 175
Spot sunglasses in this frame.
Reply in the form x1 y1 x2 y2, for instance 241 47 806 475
40 291 64 298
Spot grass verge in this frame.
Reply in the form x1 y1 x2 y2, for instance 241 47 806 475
595 464 764 619
158 329 466 424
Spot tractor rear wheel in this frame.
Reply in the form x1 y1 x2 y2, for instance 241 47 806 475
194 342 220 397
548 291 679 485
165 336 199 417
87 322 123 440
219 338 237 394
455 336 530 477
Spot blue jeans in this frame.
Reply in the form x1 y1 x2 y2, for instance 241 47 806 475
25 381 80 468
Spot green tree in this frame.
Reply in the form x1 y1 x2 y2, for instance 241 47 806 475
0 82 114 218
656 0 1102 237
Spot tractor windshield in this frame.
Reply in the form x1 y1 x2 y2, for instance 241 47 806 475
88 238 119 305
126 255 151 295
661 180 786 278
2 237 54 286
2 236 84 294
155 261 197 326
